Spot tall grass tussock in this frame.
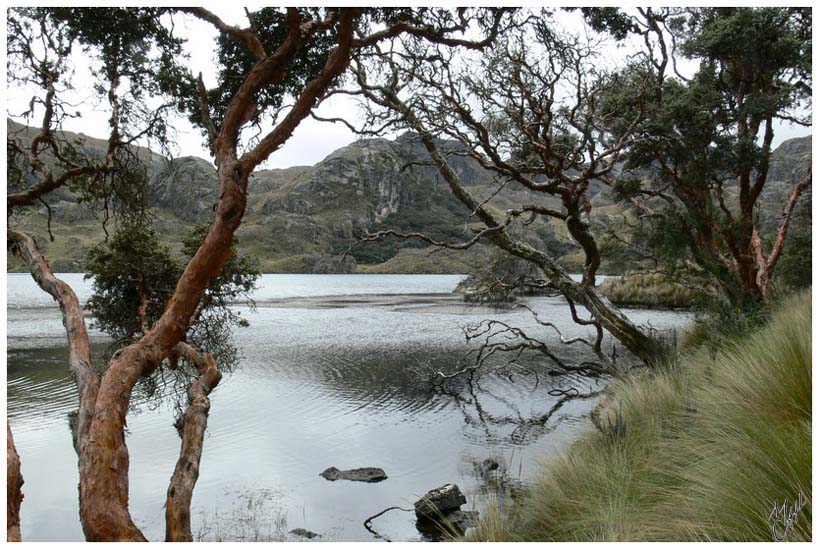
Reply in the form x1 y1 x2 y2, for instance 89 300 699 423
600 272 700 309
471 290 811 541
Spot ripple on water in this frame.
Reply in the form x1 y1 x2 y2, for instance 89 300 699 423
7 275 692 541
8 374 77 447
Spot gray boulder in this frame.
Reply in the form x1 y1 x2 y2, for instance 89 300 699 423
414 484 467 519
320 466 387 483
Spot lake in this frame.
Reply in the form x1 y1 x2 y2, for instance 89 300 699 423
7 273 692 541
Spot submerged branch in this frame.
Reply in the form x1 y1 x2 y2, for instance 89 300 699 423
363 506 415 542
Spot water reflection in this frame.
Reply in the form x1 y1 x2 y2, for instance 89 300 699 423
7 274 691 541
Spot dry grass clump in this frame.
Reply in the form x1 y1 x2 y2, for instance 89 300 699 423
600 272 700 308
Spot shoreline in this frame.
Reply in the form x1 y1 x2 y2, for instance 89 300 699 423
470 290 811 542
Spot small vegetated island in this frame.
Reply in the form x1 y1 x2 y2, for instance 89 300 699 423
6 6 811 542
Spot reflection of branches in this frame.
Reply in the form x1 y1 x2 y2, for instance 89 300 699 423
414 291 618 443
511 386 603 444
439 371 603 446
428 313 612 393
412 293 617 446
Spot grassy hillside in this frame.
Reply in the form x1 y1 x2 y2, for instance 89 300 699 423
472 290 811 541
8 120 810 275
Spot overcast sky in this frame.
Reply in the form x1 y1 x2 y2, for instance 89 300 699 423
7 7 811 169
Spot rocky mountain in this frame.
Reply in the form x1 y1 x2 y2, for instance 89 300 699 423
6 120 811 274
7 122 523 272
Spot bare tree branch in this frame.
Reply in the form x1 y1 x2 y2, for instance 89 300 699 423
181 7 268 60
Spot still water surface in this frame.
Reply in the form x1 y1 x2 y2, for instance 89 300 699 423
7 273 691 541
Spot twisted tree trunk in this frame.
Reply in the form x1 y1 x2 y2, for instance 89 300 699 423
7 10 357 539
389 96 665 364
9 165 248 541
165 343 222 542
7 231 99 448
9 229 146 540
76 158 248 540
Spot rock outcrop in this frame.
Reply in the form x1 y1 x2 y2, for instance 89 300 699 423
413 484 479 540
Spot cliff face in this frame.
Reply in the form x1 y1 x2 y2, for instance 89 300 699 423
148 156 219 223
6 119 812 274
253 138 420 222
767 135 812 184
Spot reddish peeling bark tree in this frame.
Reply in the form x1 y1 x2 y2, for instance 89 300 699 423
164 343 221 542
7 7 514 541
7 423 24 543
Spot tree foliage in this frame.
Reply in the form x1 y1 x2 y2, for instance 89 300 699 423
597 7 812 303
198 8 338 132
85 223 179 343
44 8 189 149
86 222 259 366
6 8 173 228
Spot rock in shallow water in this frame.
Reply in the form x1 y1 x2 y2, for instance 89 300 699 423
290 528 320 539
320 466 388 483
413 483 467 518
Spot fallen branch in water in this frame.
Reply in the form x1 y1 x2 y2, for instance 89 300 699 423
363 505 415 542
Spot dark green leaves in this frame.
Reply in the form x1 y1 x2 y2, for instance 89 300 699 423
85 222 260 366
85 222 180 343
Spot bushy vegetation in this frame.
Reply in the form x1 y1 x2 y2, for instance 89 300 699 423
86 222 259 365
85 223 185 342
471 290 811 541
455 248 544 303
599 272 702 309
